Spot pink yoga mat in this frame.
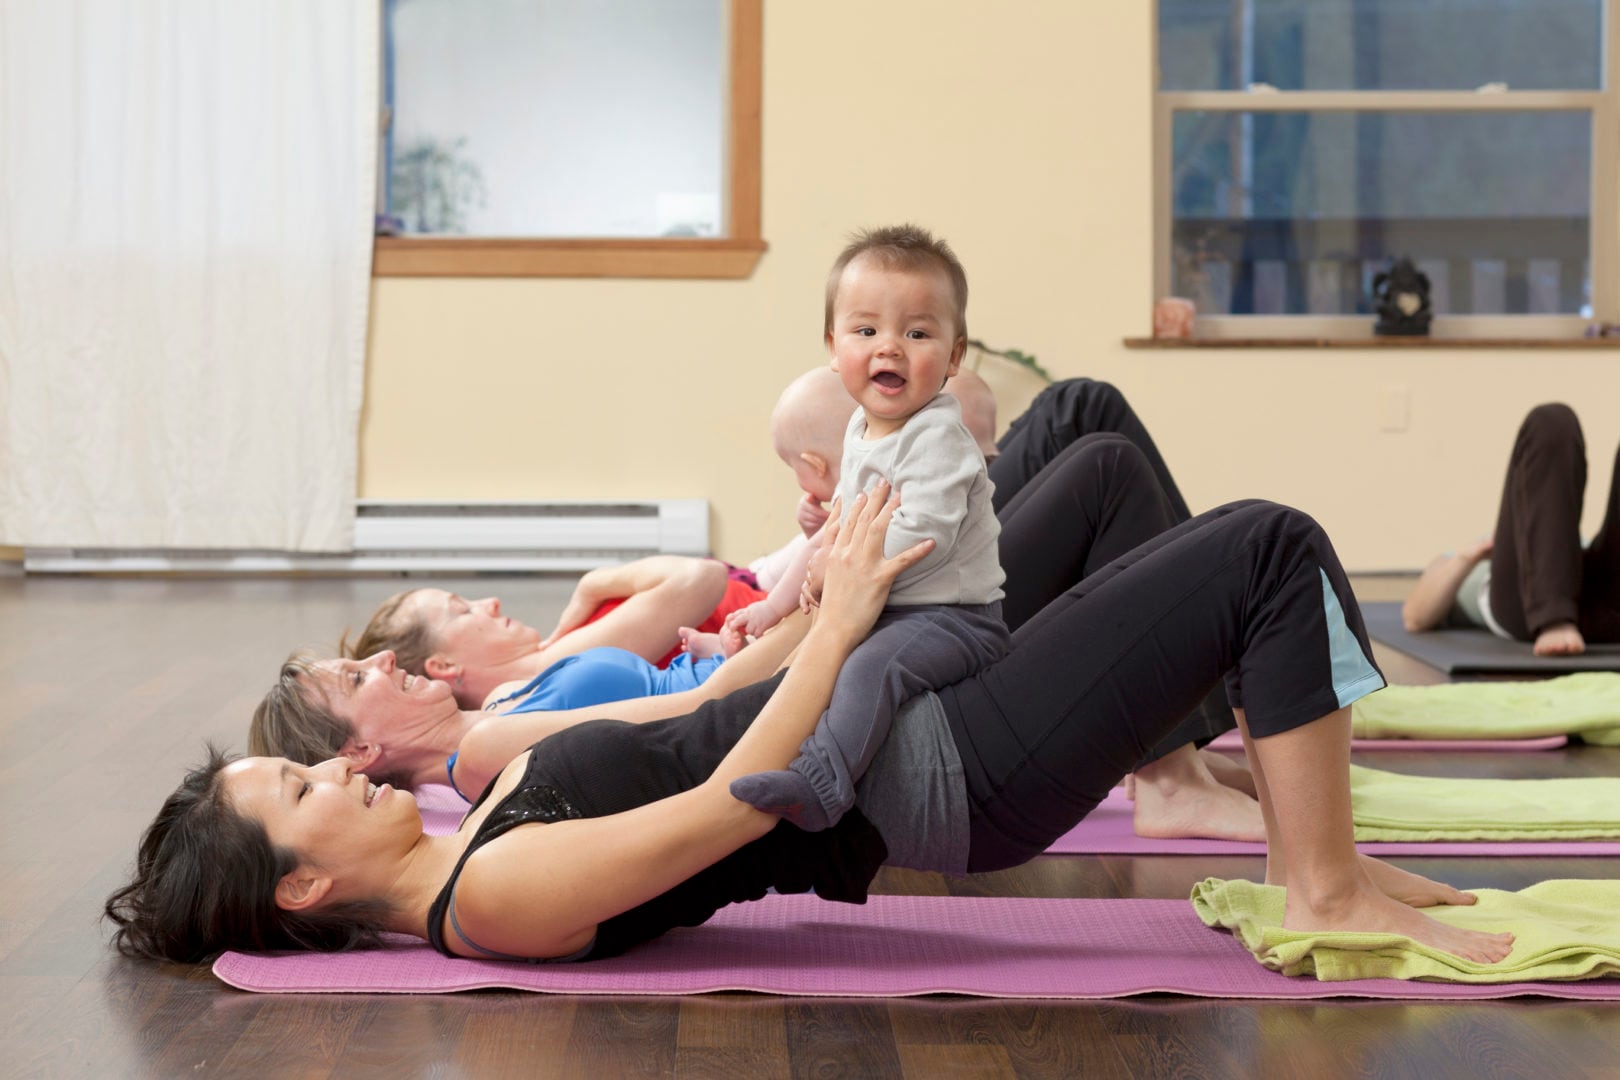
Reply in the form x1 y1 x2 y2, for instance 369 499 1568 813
1206 730 1569 753
1048 788 1620 857
211 892 1618 1000
415 784 467 836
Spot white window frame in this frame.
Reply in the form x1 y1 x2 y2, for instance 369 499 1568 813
1152 2 1619 339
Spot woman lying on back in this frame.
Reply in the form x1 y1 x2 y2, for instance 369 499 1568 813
348 554 764 711
110 482 1514 968
251 607 809 798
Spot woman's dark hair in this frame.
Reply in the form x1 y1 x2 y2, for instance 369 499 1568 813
104 744 393 963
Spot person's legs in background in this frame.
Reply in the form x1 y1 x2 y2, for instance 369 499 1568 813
1488 403 1590 654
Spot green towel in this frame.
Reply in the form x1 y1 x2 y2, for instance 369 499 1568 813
1350 673 1620 745
1349 764 1620 841
1191 877 1620 982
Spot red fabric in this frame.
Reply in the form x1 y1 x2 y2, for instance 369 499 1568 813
582 577 767 668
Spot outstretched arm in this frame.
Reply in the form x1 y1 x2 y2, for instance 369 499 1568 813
1401 536 1493 632
534 555 728 663
453 610 814 797
748 532 809 592
724 529 823 649
451 484 933 960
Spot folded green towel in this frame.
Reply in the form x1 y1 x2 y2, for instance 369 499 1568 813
1351 673 1620 745
1191 877 1620 982
1349 764 1620 841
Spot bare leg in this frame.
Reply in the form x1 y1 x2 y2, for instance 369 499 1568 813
1131 742 1264 841
1239 706 1514 964
1534 620 1587 656
679 628 726 660
1198 747 1256 796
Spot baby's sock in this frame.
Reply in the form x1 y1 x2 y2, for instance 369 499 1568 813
729 769 837 832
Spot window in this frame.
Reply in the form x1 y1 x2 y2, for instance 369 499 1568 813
373 0 763 278
1154 0 1616 337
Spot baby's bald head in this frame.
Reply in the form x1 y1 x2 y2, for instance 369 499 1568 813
944 368 999 459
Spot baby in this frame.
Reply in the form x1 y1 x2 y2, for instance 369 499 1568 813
723 224 1010 831
702 365 999 602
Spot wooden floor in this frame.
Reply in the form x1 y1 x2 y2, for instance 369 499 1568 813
2 573 1617 1079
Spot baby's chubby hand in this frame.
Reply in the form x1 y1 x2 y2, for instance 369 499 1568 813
796 492 830 538
723 601 782 650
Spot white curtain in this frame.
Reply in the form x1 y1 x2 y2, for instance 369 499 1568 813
0 1 377 551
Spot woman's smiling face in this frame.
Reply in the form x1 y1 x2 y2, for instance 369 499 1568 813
306 650 457 734
220 755 421 890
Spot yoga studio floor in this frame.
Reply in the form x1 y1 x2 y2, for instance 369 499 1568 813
2 573 1616 1079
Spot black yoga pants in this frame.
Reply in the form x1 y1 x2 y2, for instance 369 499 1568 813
998 430 1237 764
990 378 1193 523
938 500 1384 873
1487 403 1620 643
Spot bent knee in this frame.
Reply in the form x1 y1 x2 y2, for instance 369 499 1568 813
1217 499 1324 542
1519 402 1582 447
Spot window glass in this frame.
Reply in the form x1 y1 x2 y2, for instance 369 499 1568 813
383 0 726 237
1159 0 1602 92
1170 110 1591 314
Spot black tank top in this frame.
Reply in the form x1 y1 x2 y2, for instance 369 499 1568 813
425 672 890 960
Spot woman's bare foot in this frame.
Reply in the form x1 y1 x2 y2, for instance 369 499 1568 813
1198 748 1256 797
1132 752 1265 842
1284 877 1513 964
1356 854 1478 908
1534 621 1586 656
678 627 725 659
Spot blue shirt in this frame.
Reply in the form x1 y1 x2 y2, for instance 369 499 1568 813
485 647 724 715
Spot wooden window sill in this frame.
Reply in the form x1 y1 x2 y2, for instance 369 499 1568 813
1123 336 1620 349
372 237 768 280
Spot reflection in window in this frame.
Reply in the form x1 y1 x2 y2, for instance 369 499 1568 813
1158 0 1601 92
381 0 726 238
1170 111 1592 316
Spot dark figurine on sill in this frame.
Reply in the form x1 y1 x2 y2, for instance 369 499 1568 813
1372 257 1433 337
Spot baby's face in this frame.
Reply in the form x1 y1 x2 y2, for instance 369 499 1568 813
827 257 964 439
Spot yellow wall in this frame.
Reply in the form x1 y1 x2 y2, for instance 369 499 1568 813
360 2 1620 570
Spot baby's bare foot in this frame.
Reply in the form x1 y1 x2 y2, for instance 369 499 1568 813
678 627 725 660
1534 621 1586 656
1284 880 1513 965
1133 772 1265 842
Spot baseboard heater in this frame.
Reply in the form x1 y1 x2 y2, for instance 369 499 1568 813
22 499 710 574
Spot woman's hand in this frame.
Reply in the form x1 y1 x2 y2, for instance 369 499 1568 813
812 482 933 647
799 544 828 613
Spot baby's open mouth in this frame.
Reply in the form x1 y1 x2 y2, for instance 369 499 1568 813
873 372 905 389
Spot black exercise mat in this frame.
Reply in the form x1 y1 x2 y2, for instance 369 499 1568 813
1361 601 1620 675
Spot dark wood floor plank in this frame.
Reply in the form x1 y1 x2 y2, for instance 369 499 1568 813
214 994 370 1077
785 999 905 1077
896 1041 1018 1078
561 998 680 1078
678 994 788 1050
448 995 574 1074
888 1000 1133 1079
